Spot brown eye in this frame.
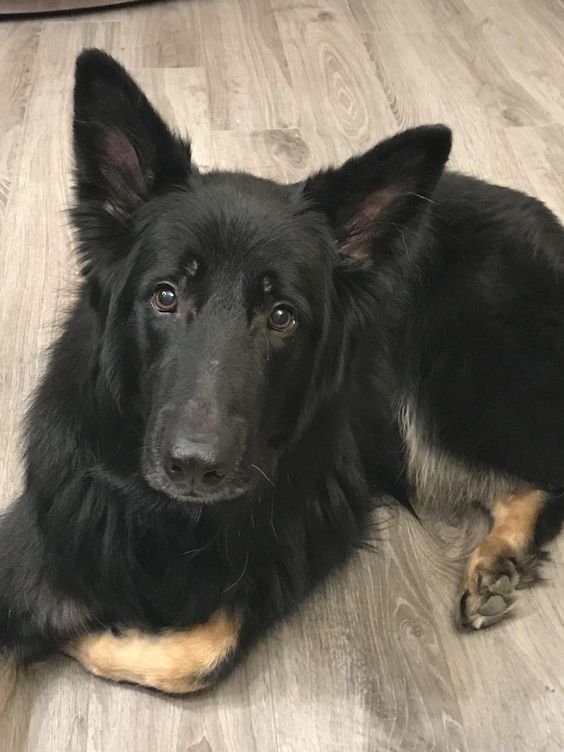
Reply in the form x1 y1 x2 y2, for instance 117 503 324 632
268 304 296 333
152 284 178 313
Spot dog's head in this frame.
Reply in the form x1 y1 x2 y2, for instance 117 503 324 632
72 50 451 503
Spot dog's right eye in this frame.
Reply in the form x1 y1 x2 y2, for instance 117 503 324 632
152 285 178 313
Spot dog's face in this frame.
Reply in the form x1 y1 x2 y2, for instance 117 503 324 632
120 176 335 503
73 50 451 503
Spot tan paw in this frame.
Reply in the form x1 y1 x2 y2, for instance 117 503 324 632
459 543 541 630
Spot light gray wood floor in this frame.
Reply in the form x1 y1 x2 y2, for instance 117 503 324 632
1 0 564 750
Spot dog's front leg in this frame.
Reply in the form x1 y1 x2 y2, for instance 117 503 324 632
63 609 242 694
459 489 546 628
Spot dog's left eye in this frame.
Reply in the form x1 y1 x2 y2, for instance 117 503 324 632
152 285 178 313
268 304 296 333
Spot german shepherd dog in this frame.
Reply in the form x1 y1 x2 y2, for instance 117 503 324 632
1 49 563 696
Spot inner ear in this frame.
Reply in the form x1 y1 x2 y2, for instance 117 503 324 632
99 127 148 210
338 186 403 262
73 49 191 218
303 124 452 265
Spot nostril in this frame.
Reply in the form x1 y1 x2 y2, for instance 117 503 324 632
202 469 225 486
169 461 184 475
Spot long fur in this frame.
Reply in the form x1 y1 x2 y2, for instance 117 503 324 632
1 50 564 687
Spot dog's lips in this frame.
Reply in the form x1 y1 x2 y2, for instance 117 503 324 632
143 467 256 504
168 480 254 504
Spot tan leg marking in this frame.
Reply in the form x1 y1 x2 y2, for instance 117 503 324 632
460 489 546 629
63 609 241 694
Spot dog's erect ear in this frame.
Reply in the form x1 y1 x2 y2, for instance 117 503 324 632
302 125 451 264
73 49 191 218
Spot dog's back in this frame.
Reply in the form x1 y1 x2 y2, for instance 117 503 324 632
398 172 564 498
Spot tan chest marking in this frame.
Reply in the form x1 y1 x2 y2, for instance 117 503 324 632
64 609 241 694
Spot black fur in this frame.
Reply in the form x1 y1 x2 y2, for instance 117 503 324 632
1 50 563 681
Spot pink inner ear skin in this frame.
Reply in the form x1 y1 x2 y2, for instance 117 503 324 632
340 186 403 263
100 127 146 208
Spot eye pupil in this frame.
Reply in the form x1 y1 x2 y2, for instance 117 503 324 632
152 285 177 312
159 289 174 306
272 308 289 326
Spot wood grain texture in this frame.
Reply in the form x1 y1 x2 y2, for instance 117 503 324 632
0 20 41 228
0 0 563 750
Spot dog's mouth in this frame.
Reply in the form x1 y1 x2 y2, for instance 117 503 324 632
143 467 257 504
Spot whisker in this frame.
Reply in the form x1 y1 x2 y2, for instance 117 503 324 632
269 499 278 541
93 616 112 631
223 550 249 593
180 543 210 557
403 190 436 205
251 464 276 489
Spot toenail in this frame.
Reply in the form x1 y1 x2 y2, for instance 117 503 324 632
478 595 506 616
492 575 512 595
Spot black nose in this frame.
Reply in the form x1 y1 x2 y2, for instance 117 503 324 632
165 439 226 492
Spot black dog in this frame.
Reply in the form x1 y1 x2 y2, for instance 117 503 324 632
1 49 563 694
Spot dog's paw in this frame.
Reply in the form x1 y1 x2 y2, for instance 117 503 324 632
64 609 241 694
459 546 542 630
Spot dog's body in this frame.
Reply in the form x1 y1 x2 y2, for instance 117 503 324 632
1 50 564 693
